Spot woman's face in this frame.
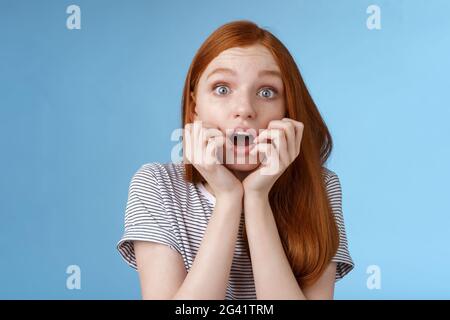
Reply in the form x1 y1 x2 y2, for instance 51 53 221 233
192 44 286 173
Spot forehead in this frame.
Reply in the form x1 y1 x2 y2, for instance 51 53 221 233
204 45 280 74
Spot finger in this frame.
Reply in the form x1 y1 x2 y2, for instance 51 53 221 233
278 119 297 160
270 120 296 162
249 142 280 174
252 128 271 144
213 135 232 165
295 122 304 155
201 127 225 146
249 142 277 164
253 129 288 166
282 118 304 155
206 135 226 154
214 134 234 153
205 136 222 166
202 128 232 165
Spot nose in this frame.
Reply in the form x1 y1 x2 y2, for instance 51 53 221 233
231 94 256 120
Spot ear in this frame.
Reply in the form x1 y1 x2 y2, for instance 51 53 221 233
190 91 199 119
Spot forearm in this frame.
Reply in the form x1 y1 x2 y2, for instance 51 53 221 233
244 193 307 300
173 194 242 300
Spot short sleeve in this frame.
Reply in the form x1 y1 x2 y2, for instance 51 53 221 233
326 171 355 282
116 164 182 270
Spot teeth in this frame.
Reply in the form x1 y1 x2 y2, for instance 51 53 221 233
232 132 251 139
230 132 255 145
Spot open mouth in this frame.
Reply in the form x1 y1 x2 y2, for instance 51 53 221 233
230 131 255 147
225 131 257 160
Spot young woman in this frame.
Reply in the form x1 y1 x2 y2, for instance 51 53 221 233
117 20 354 300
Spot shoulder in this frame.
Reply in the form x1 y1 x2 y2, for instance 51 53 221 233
322 167 342 192
129 162 190 205
322 168 354 279
321 167 343 210
131 161 186 186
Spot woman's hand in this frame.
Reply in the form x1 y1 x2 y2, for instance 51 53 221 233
184 120 244 199
243 118 304 197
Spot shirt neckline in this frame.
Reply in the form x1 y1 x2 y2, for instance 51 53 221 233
196 181 245 214
196 181 216 206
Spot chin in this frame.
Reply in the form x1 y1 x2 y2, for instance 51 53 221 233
218 145 261 171
224 161 260 171
222 150 262 171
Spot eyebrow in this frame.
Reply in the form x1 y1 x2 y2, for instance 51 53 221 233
206 67 282 80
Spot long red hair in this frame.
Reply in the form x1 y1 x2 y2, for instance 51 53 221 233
180 20 339 288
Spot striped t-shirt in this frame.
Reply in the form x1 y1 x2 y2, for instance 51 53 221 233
117 162 354 299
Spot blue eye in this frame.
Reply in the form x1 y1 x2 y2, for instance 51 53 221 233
213 85 231 95
212 84 277 98
258 87 277 99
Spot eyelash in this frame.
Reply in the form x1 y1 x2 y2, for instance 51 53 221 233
212 83 278 99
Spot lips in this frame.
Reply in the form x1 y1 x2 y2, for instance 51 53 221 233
226 127 258 147
231 132 255 147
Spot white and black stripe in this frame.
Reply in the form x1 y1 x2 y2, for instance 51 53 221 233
117 162 354 299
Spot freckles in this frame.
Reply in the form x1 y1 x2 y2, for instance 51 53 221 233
207 99 229 112
200 101 227 121
263 112 284 125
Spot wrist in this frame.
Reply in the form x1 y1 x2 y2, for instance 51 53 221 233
242 182 272 200
216 190 244 204
243 192 271 219
244 190 269 202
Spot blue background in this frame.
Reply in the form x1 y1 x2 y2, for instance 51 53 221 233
1 0 449 299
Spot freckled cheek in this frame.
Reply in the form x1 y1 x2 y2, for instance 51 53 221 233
202 96 231 113
257 103 284 121
194 101 227 125
270 101 286 119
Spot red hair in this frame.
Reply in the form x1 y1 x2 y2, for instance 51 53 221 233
180 20 339 288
